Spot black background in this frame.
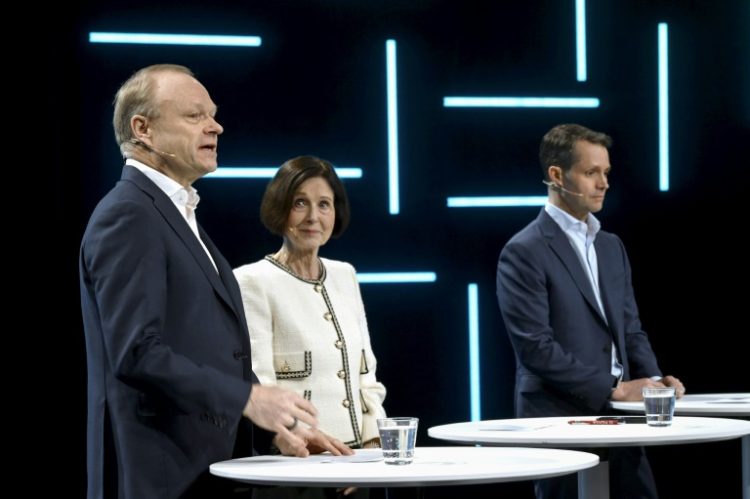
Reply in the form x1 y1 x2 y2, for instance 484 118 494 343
46 1 747 497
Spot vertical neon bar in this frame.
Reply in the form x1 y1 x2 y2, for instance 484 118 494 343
576 0 587 81
658 23 670 191
468 284 481 421
386 40 400 214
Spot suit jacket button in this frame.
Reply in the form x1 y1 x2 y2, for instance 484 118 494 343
334 340 343 349
314 284 323 293
337 370 346 379
342 399 351 408
324 312 333 321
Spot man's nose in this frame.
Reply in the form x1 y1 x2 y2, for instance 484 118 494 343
207 116 224 135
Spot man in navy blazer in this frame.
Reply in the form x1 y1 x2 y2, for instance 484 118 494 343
80 65 349 499
497 124 684 499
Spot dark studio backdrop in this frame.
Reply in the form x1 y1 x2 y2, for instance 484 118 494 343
48 1 747 497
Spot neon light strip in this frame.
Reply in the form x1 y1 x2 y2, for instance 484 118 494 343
206 167 363 179
386 40 400 215
468 283 481 422
443 97 600 108
576 0 587 81
356 272 436 284
447 196 547 207
89 32 262 47
658 23 670 191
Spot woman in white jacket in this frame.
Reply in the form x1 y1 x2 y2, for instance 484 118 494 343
234 156 387 455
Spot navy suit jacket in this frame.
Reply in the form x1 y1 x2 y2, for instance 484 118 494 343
497 209 662 417
80 166 259 498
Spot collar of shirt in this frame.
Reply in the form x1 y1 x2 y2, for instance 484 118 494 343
126 158 200 212
545 202 600 246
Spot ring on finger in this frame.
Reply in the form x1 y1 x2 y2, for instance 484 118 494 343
285 417 298 431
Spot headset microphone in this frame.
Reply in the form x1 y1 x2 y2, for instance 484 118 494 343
130 138 177 158
542 180 584 198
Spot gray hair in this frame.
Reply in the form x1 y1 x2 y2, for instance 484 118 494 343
112 64 194 158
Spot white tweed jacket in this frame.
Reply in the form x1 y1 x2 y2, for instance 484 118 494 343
234 256 387 446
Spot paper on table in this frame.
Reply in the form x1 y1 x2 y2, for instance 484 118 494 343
316 449 384 463
478 424 555 431
711 397 750 404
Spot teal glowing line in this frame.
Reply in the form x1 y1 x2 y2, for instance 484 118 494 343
468 283 481 422
447 196 548 207
356 272 436 284
206 167 362 179
576 0 587 81
89 32 262 47
443 97 599 108
386 39 400 215
658 23 670 191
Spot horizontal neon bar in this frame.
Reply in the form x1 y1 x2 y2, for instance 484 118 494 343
447 196 547 207
206 167 363 179
89 32 262 47
443 97 600 108
357 272 437 284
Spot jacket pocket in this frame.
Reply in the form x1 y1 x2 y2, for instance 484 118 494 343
274 350 312 379
359 349 369 374
359 389 369 413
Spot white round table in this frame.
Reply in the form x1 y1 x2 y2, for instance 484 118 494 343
610 392 750 498
610 392 750 416
210 446 598 488
429 416 750 499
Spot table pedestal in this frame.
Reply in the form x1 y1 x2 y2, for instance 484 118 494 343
578 458 609 499
742 435 749 499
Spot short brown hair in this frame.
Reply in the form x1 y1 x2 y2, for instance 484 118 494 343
260 156 350 238
112 64 194 158
539 123 612 180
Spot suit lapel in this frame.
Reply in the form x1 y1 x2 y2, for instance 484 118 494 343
122 166 240 319
199 226 248 329
595 237 624 347
538 210 608 325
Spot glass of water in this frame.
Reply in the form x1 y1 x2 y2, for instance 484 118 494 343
642 387 676 426
376 417 419 465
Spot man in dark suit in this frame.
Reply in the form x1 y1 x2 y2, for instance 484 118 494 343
80 64 350 499
496 124 684 499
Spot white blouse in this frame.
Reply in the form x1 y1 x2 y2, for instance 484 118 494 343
234 257 387 446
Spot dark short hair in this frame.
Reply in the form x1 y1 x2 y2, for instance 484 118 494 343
539 124 612 180
260 156 350 238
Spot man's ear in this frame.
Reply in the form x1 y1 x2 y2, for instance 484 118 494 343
547 165 563 184
131 115 150 142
